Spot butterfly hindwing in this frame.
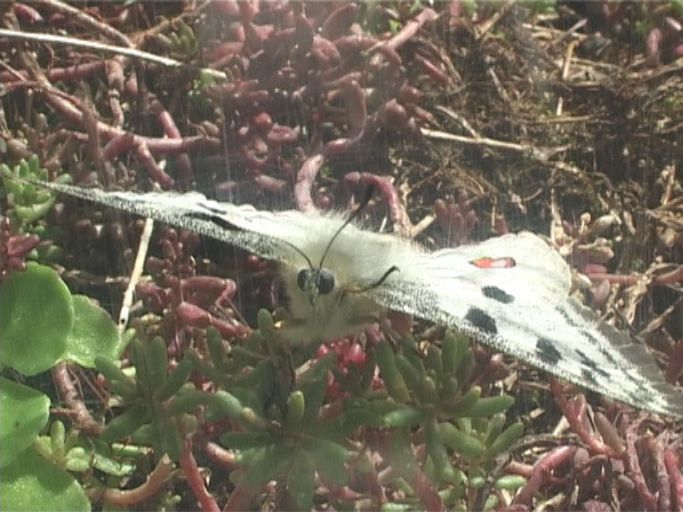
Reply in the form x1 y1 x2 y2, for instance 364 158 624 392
369 233 683 418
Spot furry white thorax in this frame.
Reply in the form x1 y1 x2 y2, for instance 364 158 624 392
273 212 406 343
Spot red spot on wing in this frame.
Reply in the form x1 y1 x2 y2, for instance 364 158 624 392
470 257 516 269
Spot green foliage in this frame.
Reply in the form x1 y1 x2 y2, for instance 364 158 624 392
1 155 70 263
0 155 58 226
0 262 73 375
0 447 90 511
0 259 128 509
64 295 129 368
369 331 525 508
155 20 197 58
0 377 50 469
0 263 126 375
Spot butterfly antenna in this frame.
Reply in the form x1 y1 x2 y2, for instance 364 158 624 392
317 185 375 270
350 265 400 294
280 239 315 270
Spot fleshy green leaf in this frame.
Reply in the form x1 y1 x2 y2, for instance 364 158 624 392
0 377 50 469
0 446 90 511
0 263 73 375
287 452 315 509
63 295 125 368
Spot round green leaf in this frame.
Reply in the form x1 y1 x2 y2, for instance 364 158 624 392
0 377 50 469
63 296 123 368
0 263 73 375
0 446 90 511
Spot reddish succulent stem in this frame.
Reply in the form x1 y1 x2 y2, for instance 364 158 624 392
624 427 658 510
410 467 445 511
665 341 683 384
99 455 174 506
655 440 671 511
295 153 325 212
13 3 45 24
52 362 103 436
203 441 237 471
152 98 193 187
0 60 106 83
344 172 411 236
31 0 134 47
384 8 438 51
549 378 618 458
135 140 175 188
181 439 220 512
664 449 683 510
512 446 577 507
586 265 683 286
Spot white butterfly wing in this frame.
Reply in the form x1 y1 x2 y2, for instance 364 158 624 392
25 181 313 263
27 181 683 417
368 233 683 418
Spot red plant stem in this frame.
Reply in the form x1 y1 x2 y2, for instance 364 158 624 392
13 3 45 24
294 153 325 212
176 301 251 338
384 8 438 51
30 0 134 48
99 455 174 506
586 265 683 286
106 59 125 127
410 467 445 512
135 140 174 188
152 98 193 186
320 4 359 40
655 440 671 511
549 378 619 458
340 80 367 131
624 427 658 510
344 172 411 236
203 441 237 471
505 460 565 486
664 449 683 510
52 362 104 436
0 61 107 83
103 132 136 161
41 86 219 155
665 340 683 384
414 54 450 85
181 439 220 512
512 446 577 506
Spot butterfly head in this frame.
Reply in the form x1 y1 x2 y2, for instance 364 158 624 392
297 267 335 304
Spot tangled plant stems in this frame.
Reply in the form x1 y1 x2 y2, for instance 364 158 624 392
0 217 40 279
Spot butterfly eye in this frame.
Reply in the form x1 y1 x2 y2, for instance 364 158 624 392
316 269 335 295
297 268 313 292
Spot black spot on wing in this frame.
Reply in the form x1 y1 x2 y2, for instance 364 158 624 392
581 368 599 386
465 307 497 335
574 349 611 378
183 211 240 231
555 306 581 327
536 337 562 365
481 286 514 304
579 329 618 365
